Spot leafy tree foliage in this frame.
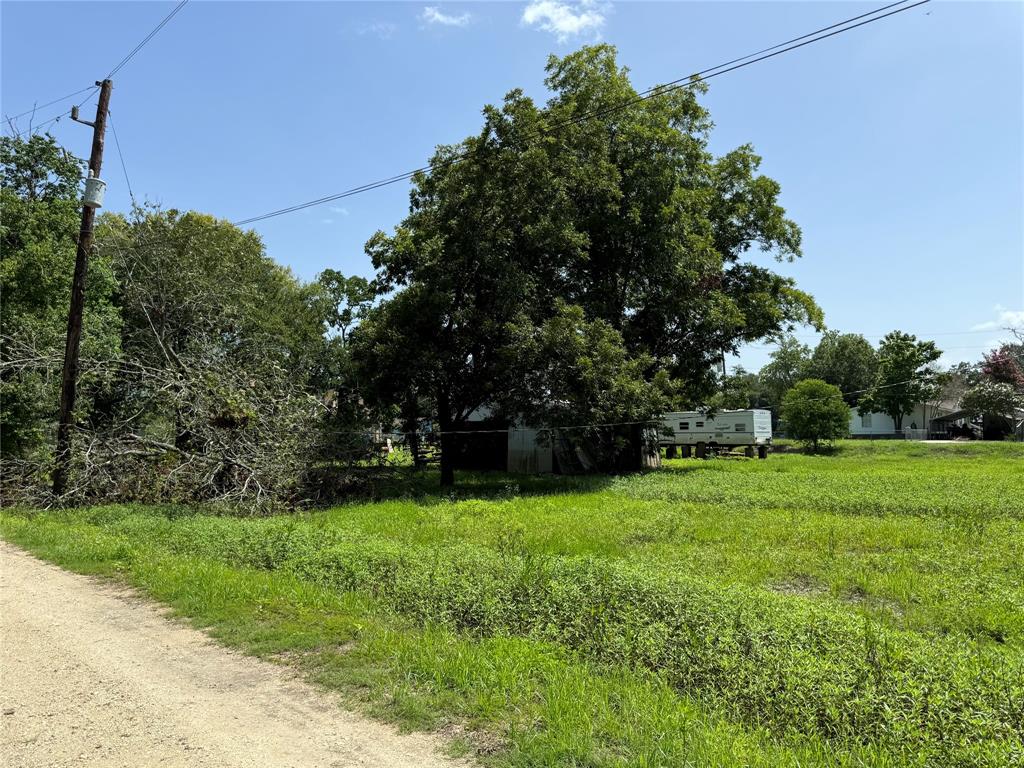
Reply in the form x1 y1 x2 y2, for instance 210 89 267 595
708 366 766 411
0 135 121 456
757 335 811 409
92 208 328 446
99 207 324 381
859 332 941 431
807 331 877 406
780 379 848 451
981 343 1024 389
960 380 1024 420
1 133 83 201
304 269 379 460
309 270 374 346
503 302 671 467
505 302 671 426
353 45 822 483
957 342 1024 439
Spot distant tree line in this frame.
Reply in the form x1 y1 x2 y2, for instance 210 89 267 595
720 327 1023 449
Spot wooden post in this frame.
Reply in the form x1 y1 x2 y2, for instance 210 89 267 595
53 79 113 496
437 387 454 487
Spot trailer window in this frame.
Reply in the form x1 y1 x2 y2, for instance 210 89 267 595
695 421 704 428
735 423 745 431
678 422 689 430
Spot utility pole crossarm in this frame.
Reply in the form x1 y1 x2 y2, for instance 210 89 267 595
53 79 113 497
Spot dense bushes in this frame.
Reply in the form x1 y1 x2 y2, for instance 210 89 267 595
88 509 1024 767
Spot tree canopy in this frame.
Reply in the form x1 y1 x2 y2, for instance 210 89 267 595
859 331 941 431
807 331 877 406
352 45 823 483
1 134 121 456
781 378 849 451
757 335 811 410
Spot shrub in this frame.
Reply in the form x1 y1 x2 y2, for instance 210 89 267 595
781 379 848 451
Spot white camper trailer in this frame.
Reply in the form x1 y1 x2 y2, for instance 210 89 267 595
660 409 772 459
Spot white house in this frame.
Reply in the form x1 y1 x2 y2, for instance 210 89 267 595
848 401 956 439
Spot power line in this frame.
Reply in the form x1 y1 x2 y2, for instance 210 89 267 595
6 87 97 140
7 85 101 140
107 0 190 78
109 113 136 205
86 0 938 337
4 86 97 124
233 0 930 226
5 1 189 139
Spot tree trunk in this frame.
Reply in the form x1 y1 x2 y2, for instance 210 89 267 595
437 386 454 487
894 412 904 432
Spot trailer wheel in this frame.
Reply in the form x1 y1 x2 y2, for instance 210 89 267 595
744 446 755 458
681 445 692 458
695 442 707 459
757 445 768 460
666 444 677 459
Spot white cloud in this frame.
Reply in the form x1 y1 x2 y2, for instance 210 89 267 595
356 21 397 40
329 206 350 216
971 305 1024 331
421 6 471 27
522 0 606 42
321 218 334 225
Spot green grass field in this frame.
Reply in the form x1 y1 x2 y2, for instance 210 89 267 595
3 441 1022 767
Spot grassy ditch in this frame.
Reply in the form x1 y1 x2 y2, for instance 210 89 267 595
3 440 1022 766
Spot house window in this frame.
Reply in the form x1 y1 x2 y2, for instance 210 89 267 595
861 413 872 428
735 423 746 431
678 422 689 430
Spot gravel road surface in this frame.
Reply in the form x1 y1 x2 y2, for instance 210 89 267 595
0 542 459 767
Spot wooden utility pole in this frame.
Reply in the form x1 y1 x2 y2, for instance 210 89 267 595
52 79 113 496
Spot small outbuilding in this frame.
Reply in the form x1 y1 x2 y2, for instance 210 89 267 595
450 410 660 474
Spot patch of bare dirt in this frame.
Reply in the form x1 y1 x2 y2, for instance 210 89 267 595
770 574 829 599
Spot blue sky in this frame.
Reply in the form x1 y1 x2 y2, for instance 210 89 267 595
3 1 1021 371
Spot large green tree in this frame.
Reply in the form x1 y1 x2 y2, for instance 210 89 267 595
807 331 877 406
859 332 941 431
93 208 327 438
0 134 121 457
353 45 822 484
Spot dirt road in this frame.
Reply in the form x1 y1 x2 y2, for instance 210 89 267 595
0 542 459 767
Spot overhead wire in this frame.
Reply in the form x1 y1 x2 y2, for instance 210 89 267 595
108 112 136 206
5 0 189 139
7 86 98 140
78 0 935 257
4 85 97 124
233 0 931 226
12 0 953 395
107 0 190 78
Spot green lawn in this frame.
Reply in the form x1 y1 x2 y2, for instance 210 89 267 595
3 440 1022 767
